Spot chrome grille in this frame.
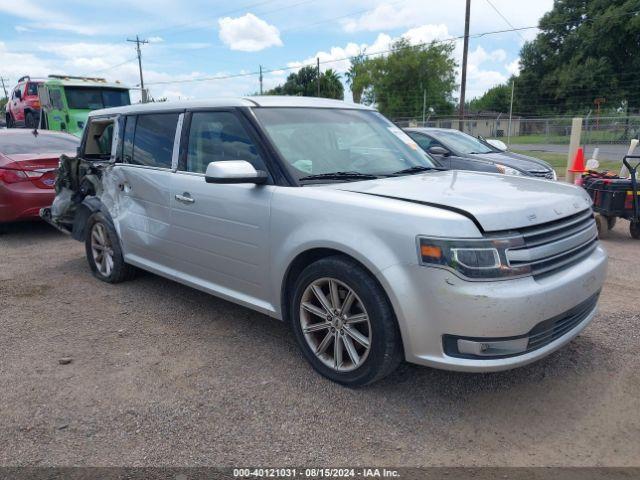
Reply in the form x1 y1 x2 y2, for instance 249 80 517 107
506 209 598 276
528 169 555 179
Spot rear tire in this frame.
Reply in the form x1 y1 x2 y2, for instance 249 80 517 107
606 216 617 230
25 112 37 129
630 221 640 240
289 255 403 387
85 212 136 283
595 214 609 239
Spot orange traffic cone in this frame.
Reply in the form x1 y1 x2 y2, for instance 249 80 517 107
569 147 586 173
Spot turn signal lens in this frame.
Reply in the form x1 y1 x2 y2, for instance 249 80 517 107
0 168 29 184
420 244 442 260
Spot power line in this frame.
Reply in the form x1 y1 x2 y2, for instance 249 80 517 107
143 7 640 87
485 0 526 41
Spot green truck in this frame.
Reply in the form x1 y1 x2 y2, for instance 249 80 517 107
37 75 131 137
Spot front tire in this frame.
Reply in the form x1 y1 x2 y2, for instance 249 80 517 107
290 256 403 387
631 221 640 240
6 114 14 128
85 212 136 283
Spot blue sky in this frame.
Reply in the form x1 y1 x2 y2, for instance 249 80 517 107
0 0 553 105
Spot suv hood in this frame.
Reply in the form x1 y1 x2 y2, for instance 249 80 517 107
331 170 592 232
468 151 552 173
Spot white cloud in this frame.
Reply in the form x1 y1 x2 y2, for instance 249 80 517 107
505 58 521 75
218 13 283 52
148 36 164 44
14 25 31 33
402 24 450 45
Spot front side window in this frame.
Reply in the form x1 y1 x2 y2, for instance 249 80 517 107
183 111 264 173
252 108 435 182
431 130 494 155
410 133 440 152
64 87 131 110
130 113 178 169
27 83 39 96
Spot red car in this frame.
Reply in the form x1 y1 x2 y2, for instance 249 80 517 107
0 129 79 231
5 76 43 129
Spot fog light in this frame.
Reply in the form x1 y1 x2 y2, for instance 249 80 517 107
457 338 528 356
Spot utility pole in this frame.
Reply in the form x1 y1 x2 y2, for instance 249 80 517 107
422 89 427 125
127 35 149 102
458 0 471 131
0 76 8 100
507 80 514 146
316 57 321 97
259 65 263 95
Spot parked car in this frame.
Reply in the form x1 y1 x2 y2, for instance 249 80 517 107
405 127 557 180
0 129 79 231
5 76 43 129
43 97 606 386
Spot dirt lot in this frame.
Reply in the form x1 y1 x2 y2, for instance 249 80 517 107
1 220 639 467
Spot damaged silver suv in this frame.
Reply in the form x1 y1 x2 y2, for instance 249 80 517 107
43 97 607 386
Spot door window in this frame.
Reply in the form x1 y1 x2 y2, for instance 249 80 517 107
130 113 179 169
183 111 264 173
412 134 439 151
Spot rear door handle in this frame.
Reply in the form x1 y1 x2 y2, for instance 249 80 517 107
175 193 195 204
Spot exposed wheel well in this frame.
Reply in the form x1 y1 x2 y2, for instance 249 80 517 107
280 248 391 325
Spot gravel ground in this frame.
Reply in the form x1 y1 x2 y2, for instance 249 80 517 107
0 221 639 467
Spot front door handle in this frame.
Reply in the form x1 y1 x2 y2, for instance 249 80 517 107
175 193 195 204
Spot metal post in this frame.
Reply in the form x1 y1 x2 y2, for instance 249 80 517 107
259 65 263 95
127 35 149 103
458 0 471 131
422 89 426 126
566 117 583 183
0 77 8 100
316 57 320 97
507 80 514 146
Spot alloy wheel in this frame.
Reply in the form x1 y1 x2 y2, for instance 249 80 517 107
90 222 114 277
299 277 372 372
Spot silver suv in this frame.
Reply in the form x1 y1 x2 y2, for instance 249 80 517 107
43 97 607 386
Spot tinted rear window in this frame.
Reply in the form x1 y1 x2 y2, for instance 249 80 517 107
0 133 80 155
65 87 131 110
130 113 179 168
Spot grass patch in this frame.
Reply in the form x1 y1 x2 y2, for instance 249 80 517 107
512 150 622 178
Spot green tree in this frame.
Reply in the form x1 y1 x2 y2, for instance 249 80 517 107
265 65 344 100
516 0 640 114
469 83 512 112
346 38 457 118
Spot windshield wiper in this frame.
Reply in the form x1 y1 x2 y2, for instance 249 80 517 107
389 166 442 176
298 171 379 182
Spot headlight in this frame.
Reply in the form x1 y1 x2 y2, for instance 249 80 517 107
417 236 529 280
552 169 558 181
495 164 523 176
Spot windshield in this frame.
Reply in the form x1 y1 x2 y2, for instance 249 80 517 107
0 133 79 155
431 129 495 155
64 87 130 110
253 108 435 182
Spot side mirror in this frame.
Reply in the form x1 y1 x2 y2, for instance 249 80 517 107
428 146 449 156
205 160 268 185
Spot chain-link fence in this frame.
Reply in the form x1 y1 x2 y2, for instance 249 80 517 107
392 115 640 146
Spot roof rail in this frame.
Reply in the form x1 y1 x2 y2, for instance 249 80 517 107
17 75 30 83
48 75 107 82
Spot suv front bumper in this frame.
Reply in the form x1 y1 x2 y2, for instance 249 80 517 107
378 244 607 372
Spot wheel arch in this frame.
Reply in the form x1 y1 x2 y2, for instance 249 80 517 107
71 197 115 241
279 248 401 338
